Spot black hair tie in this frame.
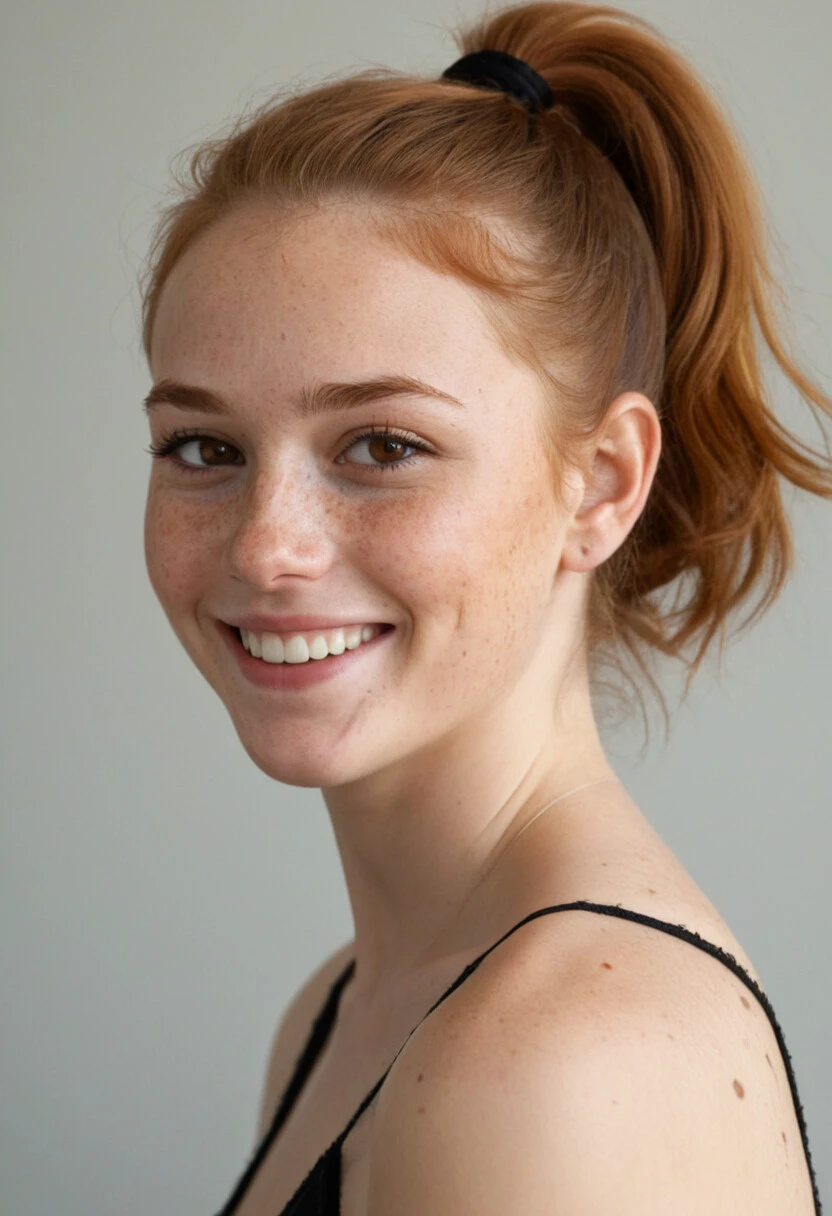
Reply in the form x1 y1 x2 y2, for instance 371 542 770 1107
441 49 649 232
441 49 555 114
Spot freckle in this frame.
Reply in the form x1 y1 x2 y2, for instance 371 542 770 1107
417 1105 426 1115
666 1033 676 1041
733 1079 745 1099
740 996 750 1009
417 1073 424 1083
765 1053 773 1070
601 961 613 970
648 888 656 894
781 1131 787 1146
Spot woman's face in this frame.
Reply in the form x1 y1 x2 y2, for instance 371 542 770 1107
144 202 577 788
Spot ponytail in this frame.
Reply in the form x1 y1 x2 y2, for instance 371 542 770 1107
454 3 832 728
139 0 832 740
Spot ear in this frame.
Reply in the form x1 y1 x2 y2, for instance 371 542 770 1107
559 391 662 574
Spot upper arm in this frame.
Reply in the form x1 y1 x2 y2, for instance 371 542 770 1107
366 939 806 1214
255 940 354 1142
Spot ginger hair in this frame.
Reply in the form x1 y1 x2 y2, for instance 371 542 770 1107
139 1 832 744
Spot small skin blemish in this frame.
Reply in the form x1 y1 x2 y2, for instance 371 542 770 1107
416 1073 424 1083
765 1053 774 1071
648 888 656 894
733 1079 745 1099
601 962 613 970
740 996 750 1009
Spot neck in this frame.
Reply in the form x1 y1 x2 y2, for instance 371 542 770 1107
323 665 618 1009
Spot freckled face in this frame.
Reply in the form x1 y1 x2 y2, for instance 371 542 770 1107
144 203 569 787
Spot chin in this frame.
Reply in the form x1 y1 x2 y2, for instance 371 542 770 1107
230 726 377 789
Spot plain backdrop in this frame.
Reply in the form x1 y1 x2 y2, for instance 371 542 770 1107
2 0 830 1212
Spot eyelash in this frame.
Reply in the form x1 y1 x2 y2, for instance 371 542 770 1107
145 423 433 476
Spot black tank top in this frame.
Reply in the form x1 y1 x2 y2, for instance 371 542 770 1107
214 901 823 1215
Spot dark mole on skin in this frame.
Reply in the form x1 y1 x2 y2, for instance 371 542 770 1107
601 962 613 970
733 1079 745 1099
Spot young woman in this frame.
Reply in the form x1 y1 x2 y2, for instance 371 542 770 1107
140 3 828 1212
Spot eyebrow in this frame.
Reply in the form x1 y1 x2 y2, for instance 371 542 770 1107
141 374 466 418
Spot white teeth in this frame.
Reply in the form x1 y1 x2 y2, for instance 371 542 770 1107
239 623 386 664
283 635 309 664
327 629 346 656
260 634 283 662
308 635 329 660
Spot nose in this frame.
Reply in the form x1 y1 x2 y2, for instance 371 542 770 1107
224 465 334 587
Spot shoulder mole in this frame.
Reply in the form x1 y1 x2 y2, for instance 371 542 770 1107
733 1079 745 1099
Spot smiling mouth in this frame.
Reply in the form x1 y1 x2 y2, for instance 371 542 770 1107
230 622 394 665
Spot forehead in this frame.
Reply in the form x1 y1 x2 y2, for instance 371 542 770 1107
149 203 520 407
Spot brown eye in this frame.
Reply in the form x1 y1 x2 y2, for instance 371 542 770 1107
147 430 243 472
189 438 238 466
367 435 408 464
338 426 431 473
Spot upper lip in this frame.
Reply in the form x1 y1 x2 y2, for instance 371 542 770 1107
223 614 393 634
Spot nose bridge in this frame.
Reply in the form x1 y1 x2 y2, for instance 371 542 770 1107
227 458 332 579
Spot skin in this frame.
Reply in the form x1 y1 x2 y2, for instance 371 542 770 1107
145 198 660 996
145 201 815 1213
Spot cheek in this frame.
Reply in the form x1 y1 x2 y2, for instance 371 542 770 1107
144 486 220 609
377 470 559 680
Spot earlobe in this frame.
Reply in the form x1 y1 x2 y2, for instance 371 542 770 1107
559 530 608 575
558 391 661 575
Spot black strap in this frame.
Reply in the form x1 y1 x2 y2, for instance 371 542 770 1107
213 960 355 1215
219 902 822 1214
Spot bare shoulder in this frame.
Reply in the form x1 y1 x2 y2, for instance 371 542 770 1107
367 910 816 1215
255 938 354 1141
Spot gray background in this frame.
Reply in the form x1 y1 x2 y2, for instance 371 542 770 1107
2 0 829 1211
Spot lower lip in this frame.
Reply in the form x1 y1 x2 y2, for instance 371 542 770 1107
219 622 396 690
